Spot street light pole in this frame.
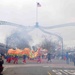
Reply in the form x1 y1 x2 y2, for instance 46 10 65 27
59 37 63 59
39 27 64 58
61 38 63 59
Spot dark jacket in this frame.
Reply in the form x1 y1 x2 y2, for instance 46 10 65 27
23 55 26 59
0 60 4 67
0 56 4 67
47 53 51 59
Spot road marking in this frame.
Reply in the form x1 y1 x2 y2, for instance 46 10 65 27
52 70 56 72
60 70 68 75
48 72 51 75
52 70 62 75
64 70 75 74
43 66 49 67
56 72 62 75
4 64 41 68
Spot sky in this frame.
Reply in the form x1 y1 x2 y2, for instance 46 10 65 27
0 0 75 47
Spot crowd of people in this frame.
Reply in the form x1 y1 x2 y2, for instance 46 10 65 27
4 53 52 64
63 52 75 66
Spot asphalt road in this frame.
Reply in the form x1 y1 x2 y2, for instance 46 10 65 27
3 65 75 75
2 58 75 75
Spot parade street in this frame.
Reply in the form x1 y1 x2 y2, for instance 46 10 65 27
3 59 75 75
3 65 75 75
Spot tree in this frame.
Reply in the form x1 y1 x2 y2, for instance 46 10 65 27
5 30 32 50
41 37 58 53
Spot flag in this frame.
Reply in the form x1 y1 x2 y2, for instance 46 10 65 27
37 2 41 7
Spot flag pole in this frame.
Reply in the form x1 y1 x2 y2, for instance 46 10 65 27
36 2 41 27
36 2 38 26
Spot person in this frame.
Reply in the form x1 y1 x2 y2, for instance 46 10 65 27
66 52 69 64
23 55 27 63
73 54 75 66
13 55 18 64
0 54 4 75
47 53 52 63
42 54 44 59
6 54 11 63
37 55 41 63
